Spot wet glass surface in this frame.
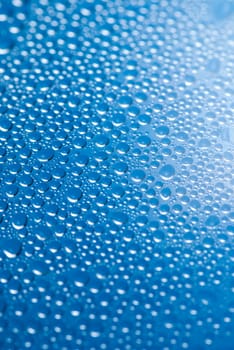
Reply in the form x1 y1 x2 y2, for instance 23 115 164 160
0 0 234 349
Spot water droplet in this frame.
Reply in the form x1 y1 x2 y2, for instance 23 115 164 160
159 164 175 180
1 239 21 258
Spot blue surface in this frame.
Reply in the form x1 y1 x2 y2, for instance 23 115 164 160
0 0 234 349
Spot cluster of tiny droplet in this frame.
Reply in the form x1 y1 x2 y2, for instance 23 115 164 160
0 0 234 349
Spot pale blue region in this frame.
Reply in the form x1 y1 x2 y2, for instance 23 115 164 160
221 127 234 144
210 0 234 20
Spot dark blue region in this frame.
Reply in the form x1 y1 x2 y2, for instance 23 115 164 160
0 0 31 53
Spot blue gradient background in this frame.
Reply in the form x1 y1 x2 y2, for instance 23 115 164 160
0 0 234 349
